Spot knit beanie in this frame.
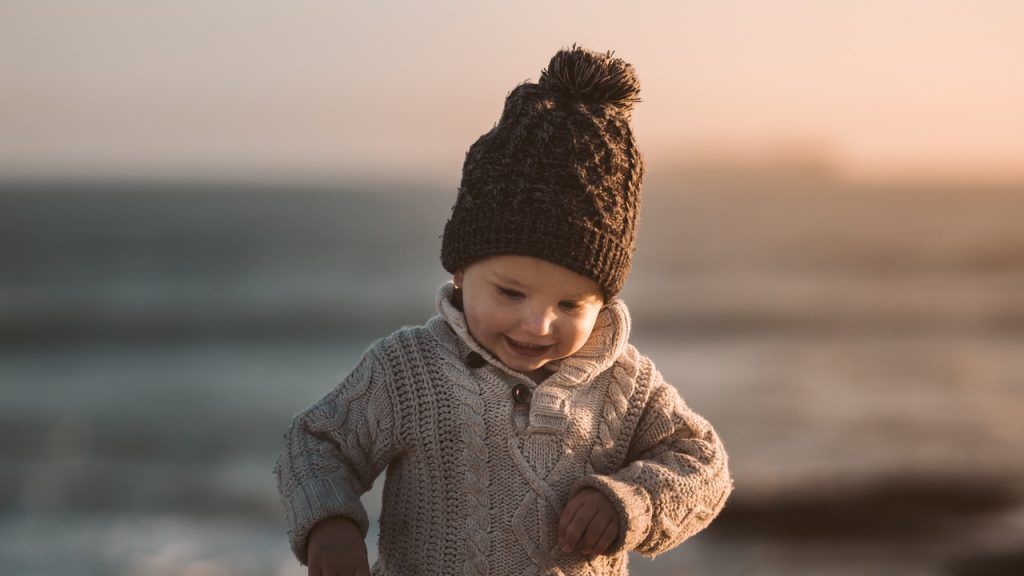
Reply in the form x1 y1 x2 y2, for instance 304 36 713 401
440 45 645 298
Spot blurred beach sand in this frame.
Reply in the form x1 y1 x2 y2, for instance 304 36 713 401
1 177 1022 575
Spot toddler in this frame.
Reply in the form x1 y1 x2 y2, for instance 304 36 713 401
275 45 732 575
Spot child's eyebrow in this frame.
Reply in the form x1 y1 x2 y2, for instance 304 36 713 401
492 273 527 288
563 292 602 302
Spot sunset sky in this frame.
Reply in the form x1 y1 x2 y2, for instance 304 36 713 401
1 0 1021 185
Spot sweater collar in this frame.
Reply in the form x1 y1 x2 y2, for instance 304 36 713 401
434 281 631 387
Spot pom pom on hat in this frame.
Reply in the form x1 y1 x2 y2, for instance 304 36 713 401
539 44 641 114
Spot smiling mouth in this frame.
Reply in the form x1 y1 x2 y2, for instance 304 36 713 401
504 335 553 358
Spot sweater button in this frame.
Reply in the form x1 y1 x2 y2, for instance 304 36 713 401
512 384 532 405
465 352 486 369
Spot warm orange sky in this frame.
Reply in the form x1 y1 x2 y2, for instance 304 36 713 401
1 1 1022 185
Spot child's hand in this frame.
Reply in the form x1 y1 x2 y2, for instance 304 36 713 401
306 516 370 576
557 487 620 556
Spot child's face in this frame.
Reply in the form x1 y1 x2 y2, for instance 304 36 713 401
454 255 605 378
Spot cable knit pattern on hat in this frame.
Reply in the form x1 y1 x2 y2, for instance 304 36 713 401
441 45 645 298
275 284 732 574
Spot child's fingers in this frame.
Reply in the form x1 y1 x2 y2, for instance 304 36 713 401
557 494 585 539
559 501 598 553
590 520 619 555
307 564 335 576
579 512 615 554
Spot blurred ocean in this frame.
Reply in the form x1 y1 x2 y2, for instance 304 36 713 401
2 177 1023 575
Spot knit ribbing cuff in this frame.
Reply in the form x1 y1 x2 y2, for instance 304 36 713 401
283 473 368 565
573 473 653 555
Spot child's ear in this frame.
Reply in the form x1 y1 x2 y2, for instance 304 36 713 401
453 269 464 289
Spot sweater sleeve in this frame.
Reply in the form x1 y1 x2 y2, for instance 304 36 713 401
273 344 400 565
574 367 733 558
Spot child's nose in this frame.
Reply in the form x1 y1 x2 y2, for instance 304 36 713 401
521 306 556 336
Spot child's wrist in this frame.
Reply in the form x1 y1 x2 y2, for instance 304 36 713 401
309 515 361 545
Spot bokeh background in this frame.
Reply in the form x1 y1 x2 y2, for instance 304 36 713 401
2 2 1023 575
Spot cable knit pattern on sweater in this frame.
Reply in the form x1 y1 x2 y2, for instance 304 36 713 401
275 283 732 575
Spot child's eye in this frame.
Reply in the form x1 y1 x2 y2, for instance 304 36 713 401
497 286 524 300
559 301 583 312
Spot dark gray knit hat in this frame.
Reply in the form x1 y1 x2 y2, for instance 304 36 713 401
440 45 645 298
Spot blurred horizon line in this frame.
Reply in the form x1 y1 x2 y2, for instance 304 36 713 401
3 165 1024 195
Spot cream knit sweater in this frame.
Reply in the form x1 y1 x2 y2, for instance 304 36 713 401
275 284 732 575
